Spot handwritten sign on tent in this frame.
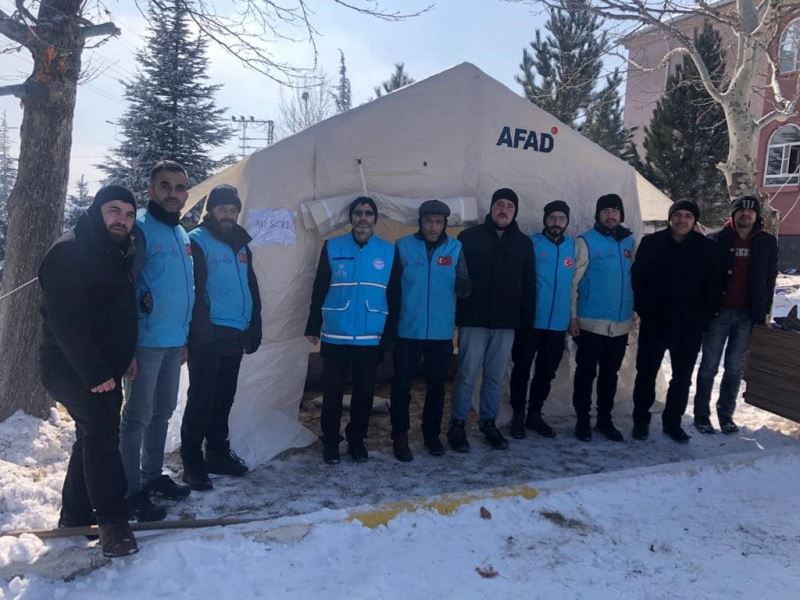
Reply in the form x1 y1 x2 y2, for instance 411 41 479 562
247 208 296 246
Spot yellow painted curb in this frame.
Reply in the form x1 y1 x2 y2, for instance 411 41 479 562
348 484 538 528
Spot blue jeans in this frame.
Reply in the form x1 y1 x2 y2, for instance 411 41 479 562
693 309 754 421
120 346 182 495
451 327 515 423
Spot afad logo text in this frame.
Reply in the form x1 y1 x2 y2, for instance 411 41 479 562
496 126 558 153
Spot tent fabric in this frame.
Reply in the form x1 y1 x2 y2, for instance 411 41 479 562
175 62 664 466
636 172 674 222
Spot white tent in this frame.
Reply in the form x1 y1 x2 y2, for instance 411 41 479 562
175 62 666 466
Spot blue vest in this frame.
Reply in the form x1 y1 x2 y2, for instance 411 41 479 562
532 233 575 331
189 227 253 331
397 234 461 340
135 209 195 347
321 233 395 346
577 228 634 323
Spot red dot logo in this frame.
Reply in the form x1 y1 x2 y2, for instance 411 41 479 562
564 257 573 268
551 126 559 135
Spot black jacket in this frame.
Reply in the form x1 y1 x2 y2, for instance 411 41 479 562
632 228 719 350
39 212 138 389
188 218 263 354
708 221 779 325
455 216 535 329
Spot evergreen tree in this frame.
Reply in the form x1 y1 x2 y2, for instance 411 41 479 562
0 112 17 282
643 23 729 226
63 175 93 232
333 50 352 112
100 0 233 202
374 63 414 97
516 3 605 125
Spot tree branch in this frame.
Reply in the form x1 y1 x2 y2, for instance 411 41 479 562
0 83 26 98
81 22 120 39
0 9 31 45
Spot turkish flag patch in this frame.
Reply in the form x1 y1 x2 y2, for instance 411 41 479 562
624 249 633 259
564 257 573 268
185 244 192 256
437 256 453 266
238 251 248 264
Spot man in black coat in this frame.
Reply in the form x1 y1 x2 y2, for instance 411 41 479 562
631 199 719 443
447 188 536 452
38 185 139 558
181 185 262 490
693 195 779 434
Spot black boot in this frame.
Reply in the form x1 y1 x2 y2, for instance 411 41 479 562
479 419 509 450
143 474 191 500
575 414 592 442
182 466 213 491
322 440 341 464
348 440 369 463
392 433 413 462
596 416 624 442
126 490 167 522
423 436 446 456
632 422 649 441
510 410 526 440
98 522 138 558
693 416 716 434
447 420 470 453
663 425 690 443
525 412 556 438
205 449 248 477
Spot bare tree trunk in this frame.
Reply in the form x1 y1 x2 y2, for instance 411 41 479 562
0 11 84 421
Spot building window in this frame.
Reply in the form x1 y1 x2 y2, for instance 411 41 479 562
765 124 800 186
780 20 800 72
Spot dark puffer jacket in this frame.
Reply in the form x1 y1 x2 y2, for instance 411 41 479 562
455 216 535 329
632 228 720 350
708 221 779 324
39 212 138 389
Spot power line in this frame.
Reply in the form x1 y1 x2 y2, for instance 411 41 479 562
231 115 274 159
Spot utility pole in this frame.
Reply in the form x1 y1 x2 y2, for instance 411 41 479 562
231 115 274 159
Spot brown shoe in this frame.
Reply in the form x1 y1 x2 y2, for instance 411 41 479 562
98 522 139 558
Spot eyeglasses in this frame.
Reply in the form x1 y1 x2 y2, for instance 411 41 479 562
352 209 375 217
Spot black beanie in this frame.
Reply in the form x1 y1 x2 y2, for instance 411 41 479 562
88 184 137 217
491 188 519 212
668 198 700 222
543 200 570 225
731 195 761 217
207 184 242 212
349 196 378 222
595 193 625 223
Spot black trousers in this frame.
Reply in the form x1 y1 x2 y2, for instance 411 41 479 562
572 330 628 419
320 342 381 444
509 328 566 415
632 323 700 429
182 341 243 469
390 338 452 439
41 366 128 525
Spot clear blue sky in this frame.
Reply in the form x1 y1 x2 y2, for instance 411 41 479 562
0 0 613 193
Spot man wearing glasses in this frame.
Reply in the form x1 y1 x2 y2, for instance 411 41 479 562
305 196 399 464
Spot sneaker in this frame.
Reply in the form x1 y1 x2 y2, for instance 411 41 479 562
322 441 341 464
423 436 446 456
205 449 248 477
447 421 470 453
98 522 138 558
526 413 556 438
596 418 624 442
182 468 213 491
632 422 649 441
663 425 690 443
479 419 509 450
126 490 167 522
719 418 740 434
575 416 592 442
348 441 369 463
510 411 526 440
693 417 716 434
143 475 191 500
392 434 413 462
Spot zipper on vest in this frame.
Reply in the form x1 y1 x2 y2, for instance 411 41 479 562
426 247 433 339
174 228 192 331
548 242 559 329
233 247 248 322
617 241 624 322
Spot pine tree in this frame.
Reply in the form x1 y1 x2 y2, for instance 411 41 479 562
63 175 93 232
0 112 17 282
333 50 352 112
643 23 729 226
582 68 639 164
100 0 233 203
516 3 605 126
374 63 414 97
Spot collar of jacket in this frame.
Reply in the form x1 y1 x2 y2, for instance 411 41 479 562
483 214 520 235
147 200 181 226
542 228 566 245
199 216 252 251
593 221 632 241
415 229 448 249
